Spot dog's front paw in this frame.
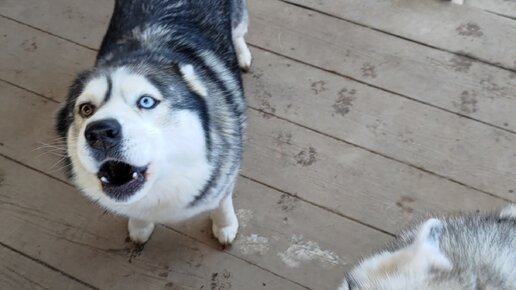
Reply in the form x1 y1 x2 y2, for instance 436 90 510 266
128 218 155 244
235 37 252 73
212 220 239 245
238 48 252 73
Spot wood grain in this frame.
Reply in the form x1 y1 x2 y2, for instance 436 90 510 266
467 0 516 19
247 0 516 133
0 246 94 290
284 0 516 70
0 155 306 290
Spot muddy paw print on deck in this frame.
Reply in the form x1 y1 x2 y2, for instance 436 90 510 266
257 90 276 118
361 63 377 78
332 88 356 116
274 131 293 146
294 147 317 167
396 196 415 214
277 193 297 212
456 22 483 37
449 55 473 73
311 80 327 94
21 39 38 52
211 270 232 290
454 91 478 114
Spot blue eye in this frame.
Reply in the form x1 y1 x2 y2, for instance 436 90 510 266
137 95 159 109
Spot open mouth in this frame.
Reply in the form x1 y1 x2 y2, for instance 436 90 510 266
97 160 148 201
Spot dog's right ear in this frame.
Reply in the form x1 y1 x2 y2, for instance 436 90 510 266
500 204 516 218
411 218 453 271
55 70 92 137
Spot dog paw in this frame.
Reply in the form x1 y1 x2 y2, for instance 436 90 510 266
238 49 252 73
128 219 155 244
235 37 252 73
212 221 239 245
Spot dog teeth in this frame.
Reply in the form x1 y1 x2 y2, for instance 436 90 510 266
100 176 110 184
132 172 138 179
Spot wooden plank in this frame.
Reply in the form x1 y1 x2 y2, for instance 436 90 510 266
284 0 516 70
0 77 507 235
0 17 95 101
467 0 516 19
0 155 306 290
1 15 515 200
2 0 516 133
0 246 93 290
242 109 507 229
0 82 63 179
0 0 112 49
246 0 516 132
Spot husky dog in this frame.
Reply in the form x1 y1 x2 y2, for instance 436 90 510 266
338 205 516 290
55 0 252 245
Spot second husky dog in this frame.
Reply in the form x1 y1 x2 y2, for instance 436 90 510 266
56 0 251 245
338 205 516 290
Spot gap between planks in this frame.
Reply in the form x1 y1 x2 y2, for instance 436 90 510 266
279 0 516 74
0 241 99 290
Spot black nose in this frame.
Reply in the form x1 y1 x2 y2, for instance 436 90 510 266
85 119 122 151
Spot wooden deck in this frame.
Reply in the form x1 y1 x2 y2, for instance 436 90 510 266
0 0 515 289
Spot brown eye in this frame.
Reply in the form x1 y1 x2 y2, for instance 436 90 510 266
79 103 95 118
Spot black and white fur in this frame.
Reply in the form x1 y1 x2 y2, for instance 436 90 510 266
338 205 516 290
56 0 251 245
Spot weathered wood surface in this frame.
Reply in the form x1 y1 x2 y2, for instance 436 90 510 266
284 0 516 70
467 0 516 19
0 0 112 49
246 0 516 133
0 246 94 290
0 17 94 100
0 0 514 289
0 155 309 290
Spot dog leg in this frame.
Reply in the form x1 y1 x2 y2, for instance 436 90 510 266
128 218 155 244
451 0 464 4
234 35 252 72
211 191 239 245
232 0 252 72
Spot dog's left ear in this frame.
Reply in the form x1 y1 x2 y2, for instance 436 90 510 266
179 64 208 97
410 218 452 271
